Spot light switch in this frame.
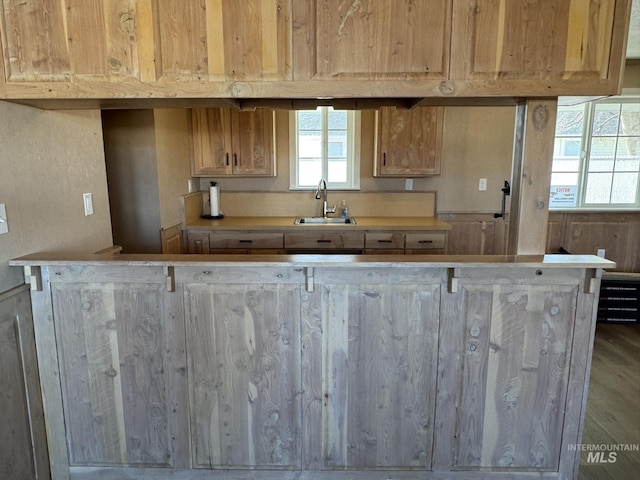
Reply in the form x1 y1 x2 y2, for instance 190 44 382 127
479 178 487 191
405 178 414 190
83 193 94 216
0 204 8 234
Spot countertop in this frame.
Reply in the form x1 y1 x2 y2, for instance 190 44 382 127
11 253 615 270
186 216 452 231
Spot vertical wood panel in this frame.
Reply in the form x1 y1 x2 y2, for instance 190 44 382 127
452 0 618 82
454 287 493 466
115 288 169 464
313 0 449 80
52 282 172 466
0 0 70 79
452 283 578 470
301 287 323 469
185 283 301 469
154 0 208 78
323 283 439 469
508 99 557 255
0 292 38 479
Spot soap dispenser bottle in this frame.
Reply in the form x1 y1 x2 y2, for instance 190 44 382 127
341 199 349 219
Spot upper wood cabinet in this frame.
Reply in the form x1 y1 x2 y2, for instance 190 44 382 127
374 106 444 177
0 0 631 101
293 0 450 81
0 0 293 83
191 108 275 177
449 0 630 95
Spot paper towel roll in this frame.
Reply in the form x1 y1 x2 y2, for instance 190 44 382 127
209 185 220 216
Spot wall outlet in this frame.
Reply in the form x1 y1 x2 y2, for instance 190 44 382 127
0 204 8 235
405 178 414 190
83 193 94 216
478 178 487 191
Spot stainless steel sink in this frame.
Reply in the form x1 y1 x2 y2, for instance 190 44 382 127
294 217 356 225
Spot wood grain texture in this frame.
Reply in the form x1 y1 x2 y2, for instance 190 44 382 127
0 285 50 480
452 283 578 470
321 282 440 469
374 107 444 177
231 109 275 175
451 0 618 82
310 0 450 80
508 99 557 255
52 282 172 466
184 283 302 468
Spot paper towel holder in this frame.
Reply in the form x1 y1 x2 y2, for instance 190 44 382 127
201 181 224 220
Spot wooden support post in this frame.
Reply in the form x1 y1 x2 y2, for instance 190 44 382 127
508 99 558 255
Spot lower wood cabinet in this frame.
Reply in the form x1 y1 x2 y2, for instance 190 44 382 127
187 230 449 255
25 261 600 479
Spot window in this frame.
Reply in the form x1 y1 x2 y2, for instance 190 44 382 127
550 98 640 209
290 107 360 189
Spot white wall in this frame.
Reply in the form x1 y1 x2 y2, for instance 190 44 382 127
0 102 113 293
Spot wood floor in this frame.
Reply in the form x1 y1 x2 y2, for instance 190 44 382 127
577 323 640 479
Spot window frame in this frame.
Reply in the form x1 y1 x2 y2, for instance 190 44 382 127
289 107 361 190
550 97 640 211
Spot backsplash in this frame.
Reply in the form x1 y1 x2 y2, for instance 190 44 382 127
182 191 437 223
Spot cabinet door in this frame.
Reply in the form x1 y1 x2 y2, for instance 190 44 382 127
450 0 624 93
295 0 450 80
230 109 275 176
154 0 293 82
313 279 441 469
437 279 579 470
184 283 301 468
191 109 232 176
51 282 180 466
375 107 444 176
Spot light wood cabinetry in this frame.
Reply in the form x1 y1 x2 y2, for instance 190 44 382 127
184 282 301 468
186 228 449 255
364 232 405 254
18 257 607 479
0 0 292 84
284 232 365 252
294 0 450 81
374 107 444 177
209 232 284 254
449 0 629 95
0 0 630 101
310 276 440 469
191 108 275 177
405 232 447 254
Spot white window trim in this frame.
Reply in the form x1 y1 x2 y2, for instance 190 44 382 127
289 108 361 190
550 97 640 211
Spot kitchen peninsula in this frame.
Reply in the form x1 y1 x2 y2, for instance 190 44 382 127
11 252 613 480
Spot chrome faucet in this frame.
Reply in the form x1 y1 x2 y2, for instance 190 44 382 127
315 178 336 218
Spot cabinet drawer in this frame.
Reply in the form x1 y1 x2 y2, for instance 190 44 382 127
209 232 284 249
285 233 365 250
405 232 446 250
365 233 405 249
